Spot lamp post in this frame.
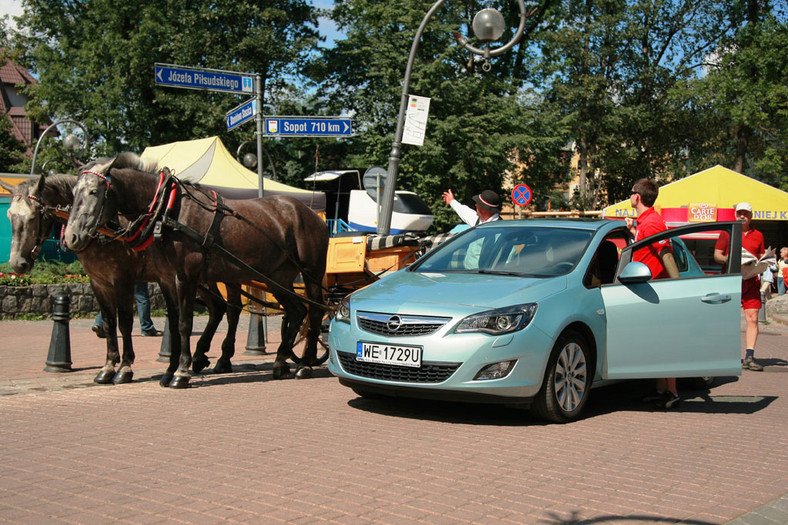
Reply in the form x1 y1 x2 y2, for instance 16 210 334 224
376 0 531 235
236 140 277 181
30 120 88 175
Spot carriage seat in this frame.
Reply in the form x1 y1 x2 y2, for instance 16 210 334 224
365 233 421 252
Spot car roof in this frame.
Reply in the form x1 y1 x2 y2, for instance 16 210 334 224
475 218 624 233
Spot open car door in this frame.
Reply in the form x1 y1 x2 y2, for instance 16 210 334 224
601 221 743 380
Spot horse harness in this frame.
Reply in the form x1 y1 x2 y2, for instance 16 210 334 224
80 168 330 312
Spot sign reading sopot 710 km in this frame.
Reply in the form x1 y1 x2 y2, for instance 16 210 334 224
154 63 255 95
265 117 352 137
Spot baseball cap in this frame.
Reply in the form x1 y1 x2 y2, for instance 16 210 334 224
735 202 753 214
472 190 501 213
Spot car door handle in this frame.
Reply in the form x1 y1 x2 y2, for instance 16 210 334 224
701 293 732 304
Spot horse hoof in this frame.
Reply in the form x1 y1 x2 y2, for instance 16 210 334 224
213 360 233 374
272 364 291 380
159 371 174 388
192 356 211 374
94 370 115 384
168 375 190 389
295 366 313 380
113 370 134 384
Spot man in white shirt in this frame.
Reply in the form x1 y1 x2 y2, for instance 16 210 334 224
442 189 502 268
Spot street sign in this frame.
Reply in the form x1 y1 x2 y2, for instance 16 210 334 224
154 63 255 95
264 117 352 137
226 98 257 131
512 184 532 207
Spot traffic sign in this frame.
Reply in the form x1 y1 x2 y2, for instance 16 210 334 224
264 117 352 137
154 63 255 94
226 98 257 131
512 184 532 207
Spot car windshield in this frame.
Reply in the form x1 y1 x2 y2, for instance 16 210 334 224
414 224 595 277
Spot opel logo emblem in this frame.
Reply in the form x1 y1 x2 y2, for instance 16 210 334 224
387 315 402 332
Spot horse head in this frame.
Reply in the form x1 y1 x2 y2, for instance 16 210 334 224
1 174 52 273
64 157 119 251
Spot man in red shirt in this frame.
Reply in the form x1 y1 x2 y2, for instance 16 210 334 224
625 178 680 409
714 202 765 371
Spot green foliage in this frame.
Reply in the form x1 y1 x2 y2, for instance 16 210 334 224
12 0 319 158
0 261 87 286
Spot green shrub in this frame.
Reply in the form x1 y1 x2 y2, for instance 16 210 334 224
0 260 88 286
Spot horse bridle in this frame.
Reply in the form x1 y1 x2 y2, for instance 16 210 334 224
12 191 54 263
79 169 113 238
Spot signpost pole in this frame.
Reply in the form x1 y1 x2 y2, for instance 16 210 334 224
255 74 264 199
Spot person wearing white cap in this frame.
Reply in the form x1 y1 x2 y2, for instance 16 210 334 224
714 202 766 371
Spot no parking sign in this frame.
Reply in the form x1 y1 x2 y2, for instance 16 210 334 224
512 184 532 207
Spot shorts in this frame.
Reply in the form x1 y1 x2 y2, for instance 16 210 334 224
742 277 762 310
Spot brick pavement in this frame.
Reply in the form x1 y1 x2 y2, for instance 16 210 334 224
0 312 786 524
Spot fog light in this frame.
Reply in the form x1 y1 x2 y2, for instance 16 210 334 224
474 360 516 381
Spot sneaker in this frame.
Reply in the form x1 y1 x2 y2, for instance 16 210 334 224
91 325 106 339
655 391 681 409
641 391 665 403
142 329 163 337
742 358 764 371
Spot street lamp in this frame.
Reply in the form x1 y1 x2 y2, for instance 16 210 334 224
377 0 533 235
237 140 277 181
30 119 88 175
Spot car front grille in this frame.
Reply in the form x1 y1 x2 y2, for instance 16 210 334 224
357 312 450 337
337 351 460 383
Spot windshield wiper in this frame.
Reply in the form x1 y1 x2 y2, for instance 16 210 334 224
476 269 523 276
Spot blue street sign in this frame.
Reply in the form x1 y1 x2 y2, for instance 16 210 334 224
154 63 254 94
264 117 352 137
226 98 257 131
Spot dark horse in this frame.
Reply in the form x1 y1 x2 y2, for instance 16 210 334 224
63 154 329 387
1 173 244 383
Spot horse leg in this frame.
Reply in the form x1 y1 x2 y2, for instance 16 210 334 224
168 277 197 389
112 299 136 384
214 283 241 374
158 282 181 387
192 285 225 373
92 287 121 384
301 278 326 368
274 292 309 380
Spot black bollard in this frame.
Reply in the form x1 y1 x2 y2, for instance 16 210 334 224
244 312 268 355
157 311 171 362
44 295 73 372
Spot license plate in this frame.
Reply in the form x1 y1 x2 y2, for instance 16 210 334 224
356 342 422 368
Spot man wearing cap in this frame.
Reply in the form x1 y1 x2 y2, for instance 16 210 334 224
442 189 502 226
714 202 766 371
442 189 502 269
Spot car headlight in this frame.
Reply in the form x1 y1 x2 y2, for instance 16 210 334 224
454 304 537 335
334 295 351 324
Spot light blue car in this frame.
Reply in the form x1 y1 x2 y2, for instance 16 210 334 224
328 219 743 422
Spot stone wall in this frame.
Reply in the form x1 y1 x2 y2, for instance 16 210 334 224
0 283 165 319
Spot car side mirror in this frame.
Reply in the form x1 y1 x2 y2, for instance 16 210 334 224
618 262 652 284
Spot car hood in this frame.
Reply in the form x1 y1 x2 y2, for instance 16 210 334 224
351 270 567 314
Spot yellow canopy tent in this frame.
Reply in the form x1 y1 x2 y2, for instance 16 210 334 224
602 165 788 223
141 136 325 212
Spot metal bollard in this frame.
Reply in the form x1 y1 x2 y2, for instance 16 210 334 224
157 311 171 362
44 295 73 372
759 291 767 322
244 286 267 355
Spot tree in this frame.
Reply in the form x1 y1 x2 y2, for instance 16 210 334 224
692 6 788 190
12 0 319 158
309 0 564 231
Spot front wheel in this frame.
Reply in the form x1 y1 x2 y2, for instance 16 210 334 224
531 330 593 423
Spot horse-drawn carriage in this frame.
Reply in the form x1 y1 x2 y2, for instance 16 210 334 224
2 155 446 389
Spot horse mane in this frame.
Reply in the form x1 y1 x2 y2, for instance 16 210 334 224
41 174 78 204
113 152 158 173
